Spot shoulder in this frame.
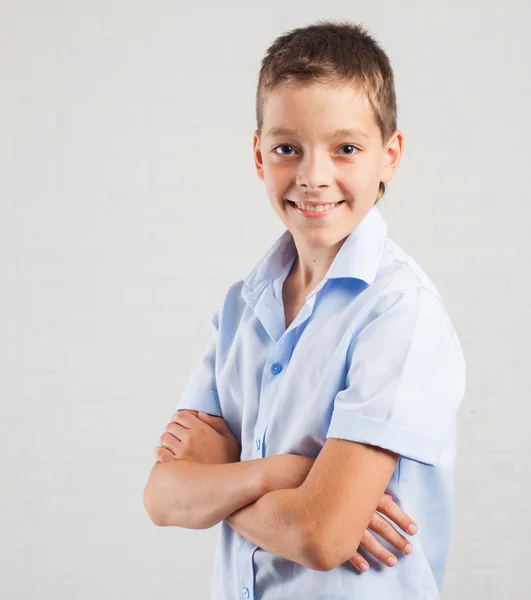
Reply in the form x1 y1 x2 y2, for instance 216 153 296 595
357 237 465 367
362 236 452 321
375 237 442 299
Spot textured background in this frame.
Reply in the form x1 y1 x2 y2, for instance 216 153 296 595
1 0 529 598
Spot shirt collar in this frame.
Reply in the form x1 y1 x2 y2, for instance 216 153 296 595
242 204 388 301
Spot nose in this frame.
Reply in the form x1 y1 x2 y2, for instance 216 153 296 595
296 151 331 192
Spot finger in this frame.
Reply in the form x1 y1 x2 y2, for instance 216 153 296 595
377 493 418 535
159 431 183 454
164 421 188 441
196 412 229 436
177 410 227 438
368 511 413 556
154 446 175 462
157 444 185 461
170 411 200 429
155 446 173 462
173 409 199 418
348 552 370 573
359 529 399 567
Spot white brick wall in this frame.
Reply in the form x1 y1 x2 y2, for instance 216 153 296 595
1 2 529 599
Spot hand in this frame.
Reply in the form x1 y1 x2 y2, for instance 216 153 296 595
154 410 241 465
347 493 418 573
264 454 417 573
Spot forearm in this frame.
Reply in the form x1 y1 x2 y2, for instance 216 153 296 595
143 457 269 529
225 487 318 570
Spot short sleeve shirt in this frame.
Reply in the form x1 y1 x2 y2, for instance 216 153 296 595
176 205 467 600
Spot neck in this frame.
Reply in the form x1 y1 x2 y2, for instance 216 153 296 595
288 236 346 291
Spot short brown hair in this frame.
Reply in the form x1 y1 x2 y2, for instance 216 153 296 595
256 20 397 204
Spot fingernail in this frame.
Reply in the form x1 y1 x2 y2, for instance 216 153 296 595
359 562 369 572
408 524 418 535
404 544 413 555
387 556 397 566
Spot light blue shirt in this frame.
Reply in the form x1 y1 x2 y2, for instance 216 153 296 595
176 205 467 600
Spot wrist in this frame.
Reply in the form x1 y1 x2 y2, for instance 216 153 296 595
257 455 281 495
224 458 271 527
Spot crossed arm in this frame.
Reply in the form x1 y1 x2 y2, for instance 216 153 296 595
144 454 286 529
222 441 400 571
144 453 330 569
143 410 415 571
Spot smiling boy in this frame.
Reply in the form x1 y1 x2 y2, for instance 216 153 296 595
144 20 466 600
258 81 401 327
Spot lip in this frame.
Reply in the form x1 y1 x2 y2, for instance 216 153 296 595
286 199 344 219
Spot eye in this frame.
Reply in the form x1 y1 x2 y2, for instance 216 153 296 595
272 144 359 157
272 144 297 156
338 144 359 156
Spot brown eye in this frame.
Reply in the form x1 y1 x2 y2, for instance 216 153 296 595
273 145 297 155
339 144 358 156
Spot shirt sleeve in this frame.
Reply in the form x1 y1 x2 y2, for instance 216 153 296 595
326 286 467 466
175 306 223 417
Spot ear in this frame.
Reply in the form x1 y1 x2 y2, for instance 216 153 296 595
380 129 404 184
253 129 265 181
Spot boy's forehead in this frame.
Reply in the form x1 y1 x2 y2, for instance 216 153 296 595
265 124 372 141
262 82 378 140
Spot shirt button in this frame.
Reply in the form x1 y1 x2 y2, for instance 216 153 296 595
241 587 250 598
270 362 282 375
255 439 261 450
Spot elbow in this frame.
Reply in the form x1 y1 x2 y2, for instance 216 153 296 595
142 466 211 529
301 523 350 572
143 485 197 528
302 543 336 572
143 480 170 527
142 462 183 527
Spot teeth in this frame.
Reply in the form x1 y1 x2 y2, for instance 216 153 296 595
294 201 339 212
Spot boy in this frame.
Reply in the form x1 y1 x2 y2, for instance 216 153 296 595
144 20 466 600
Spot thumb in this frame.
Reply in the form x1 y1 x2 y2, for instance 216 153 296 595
197 411 230 436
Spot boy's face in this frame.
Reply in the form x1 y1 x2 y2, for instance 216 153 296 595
253 81 403 249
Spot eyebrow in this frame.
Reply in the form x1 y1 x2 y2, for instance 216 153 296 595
265 126 370 140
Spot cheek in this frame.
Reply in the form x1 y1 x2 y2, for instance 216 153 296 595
347 160 379 187
341 170 364 192
264 165 290 196
264 177 281 199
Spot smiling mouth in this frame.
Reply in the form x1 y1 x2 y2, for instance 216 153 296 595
285 199 345 211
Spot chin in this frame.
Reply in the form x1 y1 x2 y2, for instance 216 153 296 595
294 227 345 246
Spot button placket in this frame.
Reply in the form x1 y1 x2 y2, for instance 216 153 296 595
253 334 292 464
270 362 283 375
